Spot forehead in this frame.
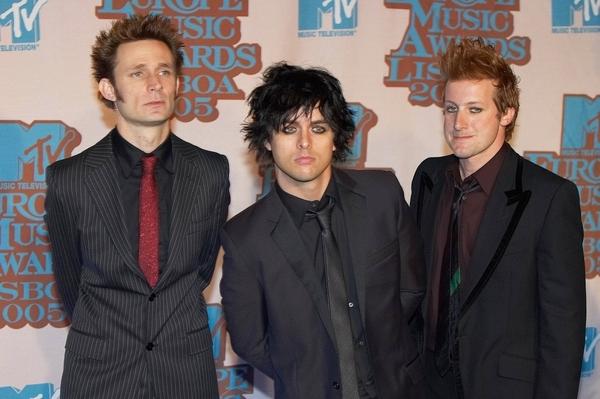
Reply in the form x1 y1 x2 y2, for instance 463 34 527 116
114 39 174 68
287 107 327 123
444 79 497 103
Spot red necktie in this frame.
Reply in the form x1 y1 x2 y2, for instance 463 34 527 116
139 155 159 287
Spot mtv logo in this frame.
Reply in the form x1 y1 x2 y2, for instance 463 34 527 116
583 327 600 376
207 304 227 364
342 103 377 169
299 0 358 30
552 0 600 27
0 0 48 44
560 95 600 150
0 383 58 399
0 121 81 182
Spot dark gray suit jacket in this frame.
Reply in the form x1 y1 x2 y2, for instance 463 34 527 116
45 132 229 399
410 146 585 399
220 168 426 399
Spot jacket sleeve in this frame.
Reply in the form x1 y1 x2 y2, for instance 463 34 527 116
397 177 426 321
220 229 275 378
44 164 82 319
197 154 230 289
409 161 428 229
534 179 586 399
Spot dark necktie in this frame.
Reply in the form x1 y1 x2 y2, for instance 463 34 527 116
139 155 159 287
308 198 360 399
435 178 480 383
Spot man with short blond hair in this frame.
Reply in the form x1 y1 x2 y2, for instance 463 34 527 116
411 37 585 399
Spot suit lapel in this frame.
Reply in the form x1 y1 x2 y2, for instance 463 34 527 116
334 170 368 326
419 168 446 276
414 162 448 341
266 193 337 345
460 149 531 315
158 136 205 289
84 133 141 278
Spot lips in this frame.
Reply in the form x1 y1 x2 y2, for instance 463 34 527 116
295 156 314 165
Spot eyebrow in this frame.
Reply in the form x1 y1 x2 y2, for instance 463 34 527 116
444 101 483 106
128 62 174 70
284 118 330 126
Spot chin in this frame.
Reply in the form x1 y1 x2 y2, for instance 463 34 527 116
141 118 170 127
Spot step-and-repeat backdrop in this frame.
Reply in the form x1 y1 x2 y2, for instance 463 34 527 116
1 1 599 398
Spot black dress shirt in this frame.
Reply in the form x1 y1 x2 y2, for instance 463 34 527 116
111 129 173 276
276 179 377 398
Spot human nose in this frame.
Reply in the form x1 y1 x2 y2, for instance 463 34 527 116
147 74 163 92
454 109 467 131
297 127 311 149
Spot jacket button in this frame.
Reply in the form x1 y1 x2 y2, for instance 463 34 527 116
146 342 154 351
332 381 340 390
149 293 156 302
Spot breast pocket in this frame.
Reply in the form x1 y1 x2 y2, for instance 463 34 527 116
65 328 107 360
498 352 536 383
187 215 210 235
187 325 212 356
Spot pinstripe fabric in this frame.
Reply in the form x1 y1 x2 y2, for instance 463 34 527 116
45 132 229 399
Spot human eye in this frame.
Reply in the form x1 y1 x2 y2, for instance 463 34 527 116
281 125 296 134
159 68 172 76
130 70 143 78
469 107 483 113
311 124 328 134
444 103 458 113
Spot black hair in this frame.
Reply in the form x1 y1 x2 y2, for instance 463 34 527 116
243 62 355 167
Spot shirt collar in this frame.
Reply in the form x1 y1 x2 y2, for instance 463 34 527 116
446 142 508 195
275 177 338 229
112 129 174 178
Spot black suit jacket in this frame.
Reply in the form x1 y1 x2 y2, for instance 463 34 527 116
410 146 585 399
45 132 229 399
220 168 426 399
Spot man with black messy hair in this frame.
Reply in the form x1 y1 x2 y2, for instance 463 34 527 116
220 62 426 399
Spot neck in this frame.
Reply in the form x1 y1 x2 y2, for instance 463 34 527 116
458 160 479 180
116 121 170 153
276 169 332 202
458 142 505 180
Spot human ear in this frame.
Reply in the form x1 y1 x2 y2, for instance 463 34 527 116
99 78 117 102
500 107 515 127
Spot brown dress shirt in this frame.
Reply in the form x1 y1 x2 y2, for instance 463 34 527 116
426 144 508 349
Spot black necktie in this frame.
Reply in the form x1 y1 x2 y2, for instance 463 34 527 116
435 178 480 384
308 197 360 399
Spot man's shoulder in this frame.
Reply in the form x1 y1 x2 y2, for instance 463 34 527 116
224 191 276 237
48 150 85 172
171 134 226 162
170 135 229 180
519 152 576 191
336 167 400 189
414 155 454 177
335 168 408 206
47 133 111 175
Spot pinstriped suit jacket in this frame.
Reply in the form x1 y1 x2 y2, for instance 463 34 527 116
45 131 229 399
